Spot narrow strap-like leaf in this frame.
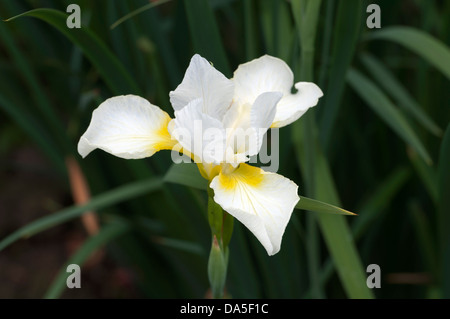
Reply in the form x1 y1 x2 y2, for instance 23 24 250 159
6 8 141 95
0 178 162 252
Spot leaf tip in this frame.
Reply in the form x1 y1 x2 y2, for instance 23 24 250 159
346 210 358 216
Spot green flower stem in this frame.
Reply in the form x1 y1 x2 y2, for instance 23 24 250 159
206 188 234 298
208 235 229 299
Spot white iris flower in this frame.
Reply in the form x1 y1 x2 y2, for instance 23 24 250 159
78 54 323 255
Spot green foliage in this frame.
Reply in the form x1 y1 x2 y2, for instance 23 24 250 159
0 0 448 299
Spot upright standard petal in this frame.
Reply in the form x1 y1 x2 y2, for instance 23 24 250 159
222 92 282 161
169 54 234 120
210 163 300 255
271 82 323 128
78 95 175 159
232 55 323 128
249 91 282 155
233 55 293 104
170 98 226 164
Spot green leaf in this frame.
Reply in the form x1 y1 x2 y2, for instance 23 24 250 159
352 167 411 239
291 0 324 298
307 166 411 297
318 0 363 149
6 8 141 95
184 0 231 76
260 0 293 60
164 163 208 190
347 68 432 165
45 222 130 299
0 20 71 154
366 26 450 81
110 0 172 29
291 0 372 298
360 53 442 137
151 236 204 256
243 0 258 60
0 178 162 252
313 148 374 299
407 148 439 205
296 196 356 216
0 93 65 173
295 140 375 299
439 124 450 298
409 200 438 275
164 163 354 216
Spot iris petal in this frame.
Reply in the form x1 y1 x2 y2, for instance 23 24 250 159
210 163 300 255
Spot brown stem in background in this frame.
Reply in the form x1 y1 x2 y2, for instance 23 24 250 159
65 156 99 236
386 272 432 285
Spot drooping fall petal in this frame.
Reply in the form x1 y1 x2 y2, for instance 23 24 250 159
78 95 175 159
210 163 300 255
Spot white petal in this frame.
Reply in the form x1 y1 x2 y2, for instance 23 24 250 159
222 92 281 160
169 54 234 120
233 55 293 104
210 163 299 255
78 95 175 159
271 82 323 128
232 55 323 128
249 91 282 155
170 98 226 164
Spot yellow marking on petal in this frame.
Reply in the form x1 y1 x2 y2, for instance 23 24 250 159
218 163 264 191
151 112 178 152
270 121 281 128
197 163 222 181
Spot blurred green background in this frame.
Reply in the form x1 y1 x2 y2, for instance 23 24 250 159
0 0 449 299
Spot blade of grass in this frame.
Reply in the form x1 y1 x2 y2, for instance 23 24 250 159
347 68 432 165
12 5 168 200
44 222 130 299
0 178 162 252
366 26 450 81
0 21 71 154
106 1 137 81
0 1 56 58
318 1 363 150
6 8 141 95
0 93 65 173
139 0 182 89
243 0 257 60
110 0 172 29
260 0 293 60
360 53 442 137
